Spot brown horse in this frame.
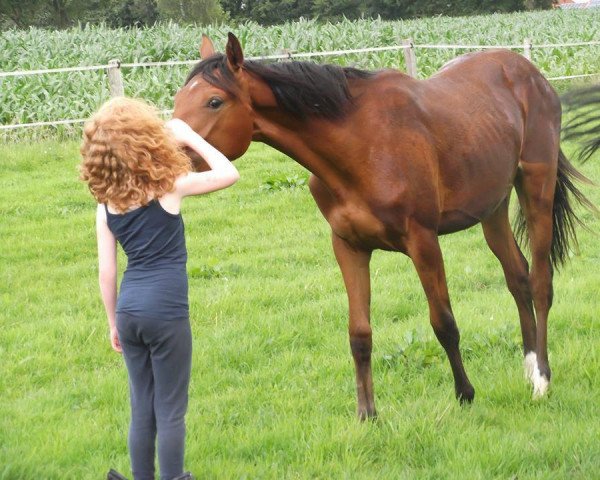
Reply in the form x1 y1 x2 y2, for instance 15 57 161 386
173 33 594 419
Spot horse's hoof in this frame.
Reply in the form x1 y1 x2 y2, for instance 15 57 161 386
524 352 551 398
532 377 550 398
457 385 475 404
357 409 378 421
532 371 550 398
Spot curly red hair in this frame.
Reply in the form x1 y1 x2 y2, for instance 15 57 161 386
80 97 191 213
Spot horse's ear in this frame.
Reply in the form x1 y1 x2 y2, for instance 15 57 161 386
226 32 244 72
199 34 215 59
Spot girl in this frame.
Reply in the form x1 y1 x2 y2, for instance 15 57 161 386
80 97 239 480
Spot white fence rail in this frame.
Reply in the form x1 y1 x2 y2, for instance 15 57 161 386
2 39 600 131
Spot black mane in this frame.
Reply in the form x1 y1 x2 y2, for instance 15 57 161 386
185 53 374 120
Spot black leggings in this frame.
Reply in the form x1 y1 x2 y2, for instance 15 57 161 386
116 313 192 480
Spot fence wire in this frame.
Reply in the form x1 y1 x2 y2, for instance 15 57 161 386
2 40 599 131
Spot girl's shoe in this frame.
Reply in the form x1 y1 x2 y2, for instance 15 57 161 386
107 469 128 480
171 473 194 480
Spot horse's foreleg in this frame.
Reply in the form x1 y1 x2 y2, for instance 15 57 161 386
406 225 475 403
332 233 376 420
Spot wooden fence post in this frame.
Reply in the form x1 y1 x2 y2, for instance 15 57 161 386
523 38 532 62
279 49 293 61
402 38 417 78
108 59 124 97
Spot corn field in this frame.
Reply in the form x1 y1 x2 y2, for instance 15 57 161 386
1 9 599 139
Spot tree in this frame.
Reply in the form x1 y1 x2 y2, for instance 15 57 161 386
157 0 225 24
219 0 245 20
312 0 367 22
1 0 164 29
523 0 554 9
0 0 79 28
220 0 313 24
107 0 159 27
0 0 556 29
0 0 44 28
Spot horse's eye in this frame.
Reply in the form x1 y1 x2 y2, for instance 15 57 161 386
207 97 223 109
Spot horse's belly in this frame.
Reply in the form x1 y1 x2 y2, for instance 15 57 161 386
437 150 517 234
438 209 485 234
438 183 511 234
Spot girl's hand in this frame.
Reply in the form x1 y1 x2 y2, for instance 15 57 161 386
165 119 196 146
110 327 122 354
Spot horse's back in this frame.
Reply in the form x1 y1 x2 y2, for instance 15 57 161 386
431 49 561 128
349 49 561 233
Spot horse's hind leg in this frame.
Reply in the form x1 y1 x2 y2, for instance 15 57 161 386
332 233 376 420
481 198 538 380
406 224 475 403
515 158 557 398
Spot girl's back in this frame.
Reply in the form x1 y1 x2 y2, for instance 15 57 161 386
106 199 188 320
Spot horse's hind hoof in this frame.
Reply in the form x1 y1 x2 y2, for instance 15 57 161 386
532 374 550 399
524 352 551 398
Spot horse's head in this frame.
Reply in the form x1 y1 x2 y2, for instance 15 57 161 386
173 33 254 163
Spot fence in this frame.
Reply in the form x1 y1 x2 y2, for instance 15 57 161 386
1 38 600 131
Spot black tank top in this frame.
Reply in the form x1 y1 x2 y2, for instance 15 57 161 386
105 199 188 320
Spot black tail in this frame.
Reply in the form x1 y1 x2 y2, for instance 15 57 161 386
514 149 596 269
562 84 600 163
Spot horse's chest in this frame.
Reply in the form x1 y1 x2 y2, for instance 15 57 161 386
327 202 403 251
309 175 407 251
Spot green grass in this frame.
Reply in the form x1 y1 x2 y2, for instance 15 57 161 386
1 140 599 479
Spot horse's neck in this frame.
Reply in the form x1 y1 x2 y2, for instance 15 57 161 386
249 82 362 196
254 110 358 193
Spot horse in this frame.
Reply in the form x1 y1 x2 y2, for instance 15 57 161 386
172 33 595 419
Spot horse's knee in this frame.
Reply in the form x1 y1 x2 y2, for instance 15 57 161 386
349 332 372 363
431 310 460 349
530 265 554 309
507 269 532 301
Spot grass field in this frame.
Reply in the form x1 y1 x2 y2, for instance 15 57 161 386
1 139 599 479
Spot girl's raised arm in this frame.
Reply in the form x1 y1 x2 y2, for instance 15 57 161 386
166 119 240 198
